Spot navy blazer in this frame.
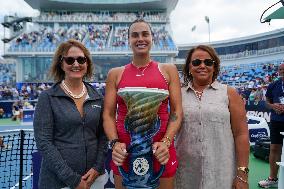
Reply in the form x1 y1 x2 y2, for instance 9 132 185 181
33 82 107 189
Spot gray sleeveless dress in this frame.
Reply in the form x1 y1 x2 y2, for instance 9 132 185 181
175 81 236 189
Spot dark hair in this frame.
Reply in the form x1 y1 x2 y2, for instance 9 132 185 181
183 45 220 86
128 18 153 39
49 39 94 82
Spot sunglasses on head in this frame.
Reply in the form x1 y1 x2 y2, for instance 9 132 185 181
191 59 215 67
62 56 87 65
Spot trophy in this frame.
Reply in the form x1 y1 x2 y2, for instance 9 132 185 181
117 87 169 189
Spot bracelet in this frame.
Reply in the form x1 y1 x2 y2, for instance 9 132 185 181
163 136 171 143
161 136 171 148
236 175 248 184
237 166 249 174
161 140 170 148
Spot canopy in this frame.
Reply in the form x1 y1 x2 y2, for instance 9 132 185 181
264 6 284 21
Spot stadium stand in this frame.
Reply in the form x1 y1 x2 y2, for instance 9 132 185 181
218 60 281 87
177 28 284 87
3 1 178 83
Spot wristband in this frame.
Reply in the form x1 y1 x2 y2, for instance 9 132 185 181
108 139 119 150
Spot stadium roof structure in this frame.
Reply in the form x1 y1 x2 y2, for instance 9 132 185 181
260 0 284 23
265 6 284 21
24 0 178 14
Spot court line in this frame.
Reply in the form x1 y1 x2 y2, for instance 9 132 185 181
10 173 33 189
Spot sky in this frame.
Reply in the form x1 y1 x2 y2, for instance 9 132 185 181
0 0 284 56
170 0 284 45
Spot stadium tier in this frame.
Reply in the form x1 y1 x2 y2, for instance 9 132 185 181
3 1 283 86
176 28 284 87
2 0 179 83
178 28 284 63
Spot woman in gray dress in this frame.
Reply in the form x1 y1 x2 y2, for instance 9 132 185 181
175 45 249 189
34 39 107 189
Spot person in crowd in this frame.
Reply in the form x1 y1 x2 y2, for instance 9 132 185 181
240 93 247 106
23 101 33 109
0 136 4 148
254 85 264 105
262 85 268 101
249 88 256 102
11 101 20 121
258 63 284 188
242 87 251 103
33 39 107 189
18 100 24 120
103 19 182 189
175 45 250 189
0 107 4 118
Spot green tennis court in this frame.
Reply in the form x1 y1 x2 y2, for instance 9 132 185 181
0 118 21 125
249 152 270 189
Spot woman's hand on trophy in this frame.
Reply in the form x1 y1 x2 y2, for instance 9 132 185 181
152 142 170 165
112 142 128 166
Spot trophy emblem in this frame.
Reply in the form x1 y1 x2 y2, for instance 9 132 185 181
133 157 149 176
117 87 169 189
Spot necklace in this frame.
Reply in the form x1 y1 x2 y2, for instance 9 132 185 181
132 61 151 77
192 89 203 101
192 83 210 101
62 80 86 99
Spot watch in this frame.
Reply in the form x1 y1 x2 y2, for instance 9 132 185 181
237 167 249 174
108 139 119 150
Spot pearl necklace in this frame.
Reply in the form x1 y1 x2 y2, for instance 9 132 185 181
62 80 86 99
132 61 151 77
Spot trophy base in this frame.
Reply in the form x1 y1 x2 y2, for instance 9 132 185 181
122 183 159 189
124 187 158 189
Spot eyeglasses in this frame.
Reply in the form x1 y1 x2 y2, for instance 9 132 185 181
191 59 215 67
62 56 87 65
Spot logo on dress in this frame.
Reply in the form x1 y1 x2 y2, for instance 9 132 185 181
133 157 149 176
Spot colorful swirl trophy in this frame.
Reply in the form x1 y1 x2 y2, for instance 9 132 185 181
117 87 169 189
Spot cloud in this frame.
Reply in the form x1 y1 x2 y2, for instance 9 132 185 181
0 0 38 19
0 0 284 56
170 0 284 44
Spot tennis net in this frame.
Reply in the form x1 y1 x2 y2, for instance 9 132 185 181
0 129 36 189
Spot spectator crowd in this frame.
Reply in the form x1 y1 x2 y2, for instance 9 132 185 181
8 11 176 53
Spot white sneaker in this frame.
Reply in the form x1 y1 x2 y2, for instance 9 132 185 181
258 177 278 188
